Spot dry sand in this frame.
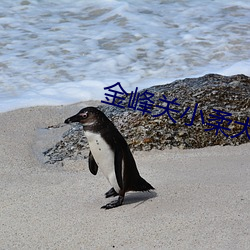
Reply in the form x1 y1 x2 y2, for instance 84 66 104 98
0 102 249 249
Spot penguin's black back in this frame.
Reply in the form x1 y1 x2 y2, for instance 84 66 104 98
98 113 154 192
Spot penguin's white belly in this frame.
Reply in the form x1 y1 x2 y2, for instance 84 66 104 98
85 131 120 193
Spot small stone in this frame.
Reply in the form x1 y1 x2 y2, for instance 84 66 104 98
178 131 186 136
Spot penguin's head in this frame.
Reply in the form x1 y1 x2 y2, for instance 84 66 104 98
65 107 109 129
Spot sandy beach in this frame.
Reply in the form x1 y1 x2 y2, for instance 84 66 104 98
0 102 249 249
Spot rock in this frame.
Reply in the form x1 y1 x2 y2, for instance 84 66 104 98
43 74 250 164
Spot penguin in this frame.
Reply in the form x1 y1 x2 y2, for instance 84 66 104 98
65 107 154 209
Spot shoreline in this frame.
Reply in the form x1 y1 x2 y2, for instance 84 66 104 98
0 102 249 249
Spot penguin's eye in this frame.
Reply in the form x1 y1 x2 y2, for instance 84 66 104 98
79 112 88 119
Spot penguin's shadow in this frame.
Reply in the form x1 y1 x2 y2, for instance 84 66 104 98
123 191 157 208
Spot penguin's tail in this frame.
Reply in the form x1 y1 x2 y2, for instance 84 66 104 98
132 176 154 192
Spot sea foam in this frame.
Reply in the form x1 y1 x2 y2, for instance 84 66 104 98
0 0 249 112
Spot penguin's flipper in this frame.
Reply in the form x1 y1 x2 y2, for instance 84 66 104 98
114 146 124 190
105 187 118 198
88 151 98 175
101 196 124 209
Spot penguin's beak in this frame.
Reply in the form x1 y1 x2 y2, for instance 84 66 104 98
64 114 81 124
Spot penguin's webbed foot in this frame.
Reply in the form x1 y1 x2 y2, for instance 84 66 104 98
105 187 118 198
101 196 124 209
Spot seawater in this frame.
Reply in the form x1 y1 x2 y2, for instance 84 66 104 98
0 0 250 112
